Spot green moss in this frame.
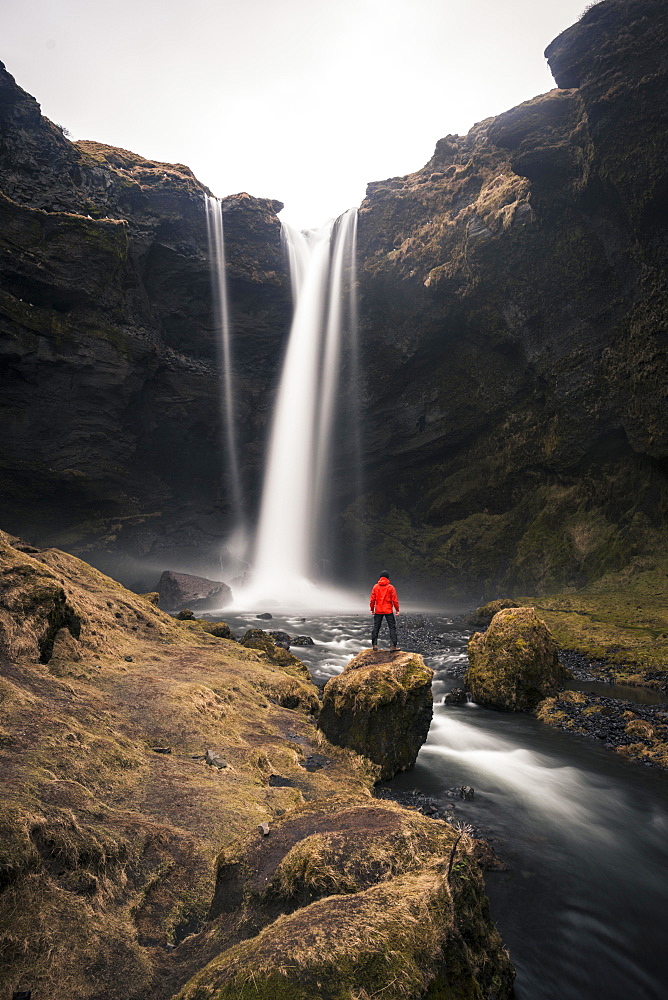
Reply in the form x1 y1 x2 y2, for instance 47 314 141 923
466 607 571 711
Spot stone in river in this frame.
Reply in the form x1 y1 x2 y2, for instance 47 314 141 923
318 648 433 780
466 607 571 711
157 570 232 613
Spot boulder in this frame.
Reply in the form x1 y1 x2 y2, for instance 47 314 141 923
291 634 314 646
318 649 433 780
240 629 312 682
156 570 232 613
467 598 520 628
466 607 571 711
195 797 514 1000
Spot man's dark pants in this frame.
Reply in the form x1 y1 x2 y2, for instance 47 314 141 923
372 612 397 647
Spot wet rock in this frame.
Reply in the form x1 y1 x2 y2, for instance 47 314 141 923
157 571 232 613
443 687 467 705
466 607 571 712
256 613 273 620
291 634 314 646
460 785 475 800
318 648 433 780
269 630 292 646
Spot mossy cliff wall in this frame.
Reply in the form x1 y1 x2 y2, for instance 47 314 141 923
0 61 290 586
349 0 668 597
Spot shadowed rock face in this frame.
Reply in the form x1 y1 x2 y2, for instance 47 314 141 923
345 0 668 597
466 607 572 712
0 61 290 586
2 0 668 600
318 649 433 780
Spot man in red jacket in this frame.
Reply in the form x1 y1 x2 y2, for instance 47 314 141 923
369 571 400 650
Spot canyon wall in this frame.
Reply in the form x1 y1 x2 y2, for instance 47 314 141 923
350 0 668 596
0 63 290 588
1 0 667 598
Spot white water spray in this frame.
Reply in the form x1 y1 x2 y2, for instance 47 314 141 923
205 195 243 523
236 209 359 609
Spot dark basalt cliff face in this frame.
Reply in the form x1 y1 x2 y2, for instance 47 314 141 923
1 0 667 599
350 0 668 596
0 61 290 587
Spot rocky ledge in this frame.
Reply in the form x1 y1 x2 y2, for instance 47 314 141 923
318 648 434 780
0 532 510 1000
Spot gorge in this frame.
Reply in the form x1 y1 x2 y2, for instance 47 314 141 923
1 0 667 998
1 0 666 604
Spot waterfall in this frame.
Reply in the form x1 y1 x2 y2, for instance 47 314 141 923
205 195 243 524
241 208 359 607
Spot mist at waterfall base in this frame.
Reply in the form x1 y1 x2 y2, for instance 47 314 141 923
210 205 364 613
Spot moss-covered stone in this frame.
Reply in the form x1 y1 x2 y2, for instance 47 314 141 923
466 607 571 711
467 599 520 628
318 649 433 780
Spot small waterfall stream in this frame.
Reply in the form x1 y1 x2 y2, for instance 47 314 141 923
205 195 243 523
241 208 359 607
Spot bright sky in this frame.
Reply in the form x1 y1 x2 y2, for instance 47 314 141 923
3 0 588 229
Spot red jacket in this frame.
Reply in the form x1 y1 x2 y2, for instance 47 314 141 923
370 577 399 614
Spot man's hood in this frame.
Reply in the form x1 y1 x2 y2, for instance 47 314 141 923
377 577 390 584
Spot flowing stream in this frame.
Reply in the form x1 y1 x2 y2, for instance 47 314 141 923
220 609 668 999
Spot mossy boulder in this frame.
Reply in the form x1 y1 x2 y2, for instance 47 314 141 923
467 598 520 628
240 629 312 684
466 607 571 711
318 650 433 780
178 798 514 1000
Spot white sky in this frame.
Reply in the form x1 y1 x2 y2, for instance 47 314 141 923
3 0 588 229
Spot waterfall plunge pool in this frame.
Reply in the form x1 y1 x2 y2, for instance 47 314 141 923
217 610 668 1000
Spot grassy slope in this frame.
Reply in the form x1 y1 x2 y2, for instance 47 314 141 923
525 558 668 684
0 531 513 1000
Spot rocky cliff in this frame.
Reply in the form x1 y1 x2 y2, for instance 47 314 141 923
349 0 668 597
0 61 290 588
2 0 667 600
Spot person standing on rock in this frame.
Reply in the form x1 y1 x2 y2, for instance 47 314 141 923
370 572 400 651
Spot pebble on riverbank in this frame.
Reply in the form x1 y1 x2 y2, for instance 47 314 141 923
537 690 668 767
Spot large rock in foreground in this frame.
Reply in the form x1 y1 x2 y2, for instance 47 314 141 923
318 649 433 780
157 570 232 612
466 607 571 711
177 797 514 1000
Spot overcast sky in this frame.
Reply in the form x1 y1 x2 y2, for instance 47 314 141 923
4 0 589 229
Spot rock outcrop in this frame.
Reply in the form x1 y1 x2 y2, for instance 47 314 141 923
177 797 514 1000
344 0 668 597
466 607 571 711
318 649 433 779
0 60 290 587
157 570 232 612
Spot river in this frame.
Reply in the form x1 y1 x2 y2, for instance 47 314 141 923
221 609 668 1000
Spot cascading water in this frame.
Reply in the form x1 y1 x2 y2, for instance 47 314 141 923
204 195 244 524
237 208 359 608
